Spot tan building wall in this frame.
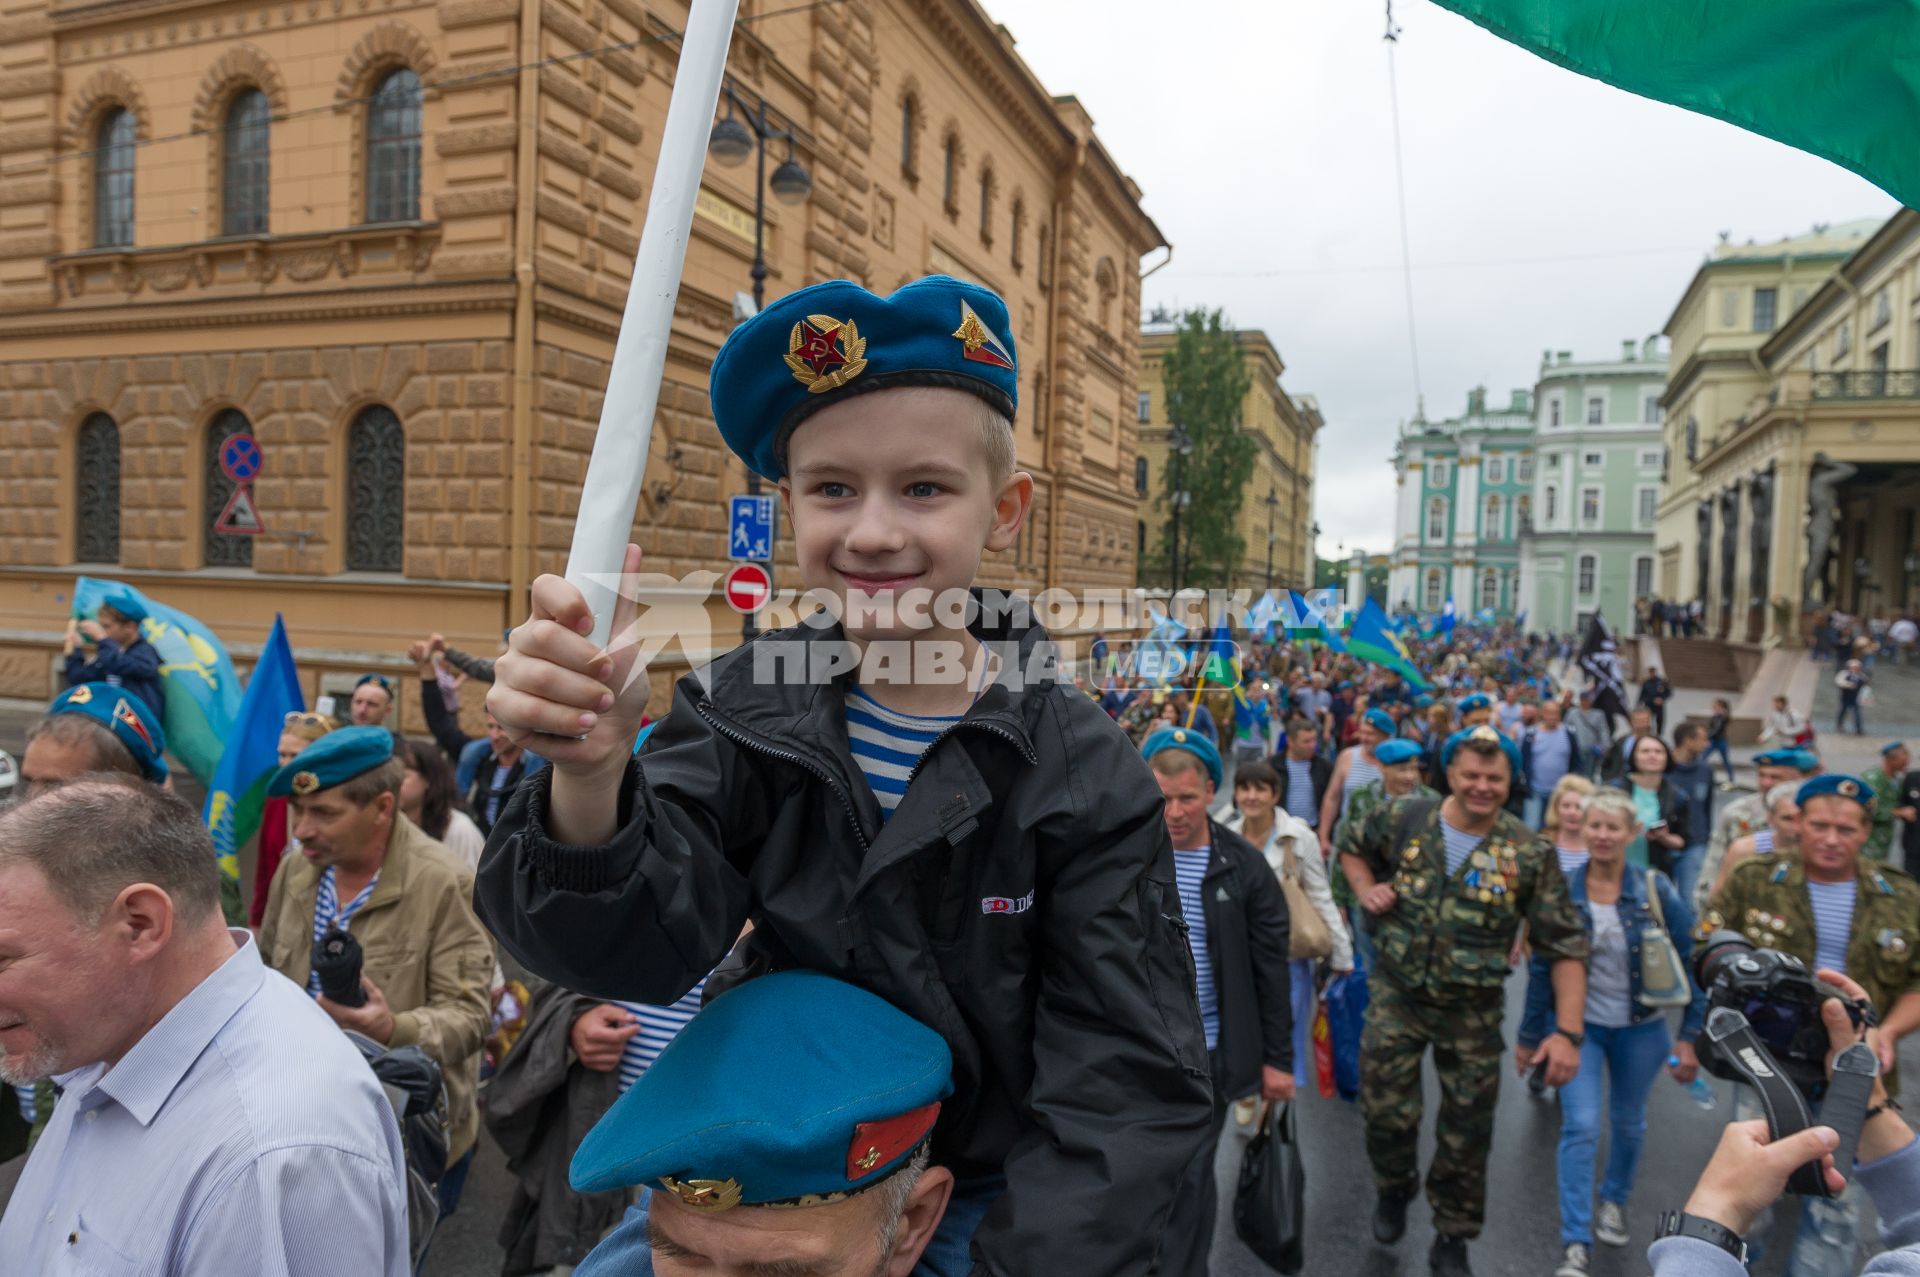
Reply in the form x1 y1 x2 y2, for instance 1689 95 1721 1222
1657 211 1920 646
1134 326 1318 593
0 0 1163 714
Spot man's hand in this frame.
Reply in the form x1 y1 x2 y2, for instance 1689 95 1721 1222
1513 1042 1537 1078
1685 1120 1843 1237
1260 1066 1296 1103
1540 1032 1581 1087
489 542 651 778
318 976 397 1044
1815 968 1894 1086
1668 1039 1700 1084
570 1004 642 1073
1362 883 1397 915
406 638 438 677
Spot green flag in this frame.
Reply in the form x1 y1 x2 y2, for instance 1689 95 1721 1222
1431 0 1920 208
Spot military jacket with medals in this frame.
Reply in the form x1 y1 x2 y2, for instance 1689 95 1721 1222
1360 796 1588 1002
1704 853 1920 1042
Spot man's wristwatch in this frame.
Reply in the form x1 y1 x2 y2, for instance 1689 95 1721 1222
1552 1028 1586 1049
1656 1211 1747 1264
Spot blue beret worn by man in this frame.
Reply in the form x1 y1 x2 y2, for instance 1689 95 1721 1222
1374 738 1424 768
476 275 1213 1275
62 587 164 721
29 684 169 785
1142 724 1223 788
571 971 956 1277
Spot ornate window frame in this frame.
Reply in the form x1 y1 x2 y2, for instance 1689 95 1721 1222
193 46 289 240
335 22 437 225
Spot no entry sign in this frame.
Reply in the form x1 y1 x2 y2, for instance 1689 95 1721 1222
722 562 772 614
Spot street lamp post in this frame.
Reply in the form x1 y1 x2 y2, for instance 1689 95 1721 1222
1167 421 1193 596
1262 485 1279 593
709 86 812 640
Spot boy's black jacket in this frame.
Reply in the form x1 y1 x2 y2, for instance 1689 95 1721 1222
476 595 1213 1275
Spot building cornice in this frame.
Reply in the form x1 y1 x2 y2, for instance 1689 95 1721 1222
1759 207 1920 365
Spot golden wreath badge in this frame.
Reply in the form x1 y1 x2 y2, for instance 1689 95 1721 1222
785 314 869 395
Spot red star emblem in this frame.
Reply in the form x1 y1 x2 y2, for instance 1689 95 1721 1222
794 322 846 377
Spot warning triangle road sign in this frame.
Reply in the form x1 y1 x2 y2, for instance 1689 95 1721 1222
214 485 266 536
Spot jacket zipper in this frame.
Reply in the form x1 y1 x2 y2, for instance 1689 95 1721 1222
694 700 872 852
904 718 1038 787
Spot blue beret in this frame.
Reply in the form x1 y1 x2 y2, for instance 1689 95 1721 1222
1458 693 1492 713
1782 749 1820 774
1363 709 1396 737
268 725 396 797
1797 774 1873 812
99 585 148 623
1754 748 1793 766
709 275 1020 481
1374 739 1422 766
1141 726 1223 788
1441 724 1520 775
47 685 167 783
570 971 952 1204
1413 694 1434 709
1884 740 1907 756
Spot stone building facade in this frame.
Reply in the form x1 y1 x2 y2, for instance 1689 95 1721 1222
0 0 1162 714
1134 321 1320 593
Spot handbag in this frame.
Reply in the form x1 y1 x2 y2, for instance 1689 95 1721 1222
1234 1102 1306 1273
1635 874 1693 1008
1324 970 1368 1101
1277 837 1335 962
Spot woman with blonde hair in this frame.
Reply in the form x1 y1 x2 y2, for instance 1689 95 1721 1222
248 709 339 926
1544 774 1597 876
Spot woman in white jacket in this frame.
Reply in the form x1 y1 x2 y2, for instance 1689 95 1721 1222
1224 759 1353 1075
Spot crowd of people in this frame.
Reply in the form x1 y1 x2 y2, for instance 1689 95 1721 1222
5 272 1920 1277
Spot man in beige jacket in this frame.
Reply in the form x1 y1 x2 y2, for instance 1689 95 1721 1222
258 725 494 1218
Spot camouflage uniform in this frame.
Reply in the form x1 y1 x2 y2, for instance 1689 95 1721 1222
1356 797 1589 1238
1862 765 1900 861
1693 789 1769 914
1332 778 1438 912
1704 853 1920 1095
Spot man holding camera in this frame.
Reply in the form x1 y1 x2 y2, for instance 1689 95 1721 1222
1702 774 1920 1276
257 726 495 1218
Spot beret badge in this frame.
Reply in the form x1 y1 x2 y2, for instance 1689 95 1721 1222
1838 779 1861 798
661 1176 744 1213
66 684 93 705
292 770 321 797
785 315 868 395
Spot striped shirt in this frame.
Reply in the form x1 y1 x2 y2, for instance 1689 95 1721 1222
1807 880 1857 976
845 690 960 821
613 977 707 1096
1753 829 1775 856
0 933 409 1275
307 866 380 997
1283 759 1319 823
1440 818 1482 876
1173 847 1220 1051
1556 845 1591 877
1341 752 1381 818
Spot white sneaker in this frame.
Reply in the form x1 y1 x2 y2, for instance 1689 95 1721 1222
1594 1202 1629 1247
1553 1242 1589 1277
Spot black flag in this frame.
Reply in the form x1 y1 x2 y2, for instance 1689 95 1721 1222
1578 611 1631 725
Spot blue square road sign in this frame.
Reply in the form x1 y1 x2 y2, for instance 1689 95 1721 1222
729 494 774 562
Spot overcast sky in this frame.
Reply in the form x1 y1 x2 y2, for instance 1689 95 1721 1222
993 0 1898 559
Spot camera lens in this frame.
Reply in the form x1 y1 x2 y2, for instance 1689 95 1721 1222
1694 930 1756 991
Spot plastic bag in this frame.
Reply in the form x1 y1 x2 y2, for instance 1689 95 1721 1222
1311 1000 1335 1100
1325 971 1369 1102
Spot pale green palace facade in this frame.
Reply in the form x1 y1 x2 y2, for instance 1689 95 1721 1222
1387 340 1666 634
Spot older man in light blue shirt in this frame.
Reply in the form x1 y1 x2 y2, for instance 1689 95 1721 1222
0 778 409 1275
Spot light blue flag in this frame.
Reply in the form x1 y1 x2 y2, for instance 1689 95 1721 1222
204 615 303 889
73 577 241 784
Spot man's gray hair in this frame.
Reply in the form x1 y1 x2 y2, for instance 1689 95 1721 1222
25 712 141 780
0 776 221 926
874 1142 933 1255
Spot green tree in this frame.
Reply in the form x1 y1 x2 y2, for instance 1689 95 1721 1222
1158 308 1255 588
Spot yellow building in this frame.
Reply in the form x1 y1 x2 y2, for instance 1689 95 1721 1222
0 0 1163 718
1134 320 1319 593
1658 212 1920 645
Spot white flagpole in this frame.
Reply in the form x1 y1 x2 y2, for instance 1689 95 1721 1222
564 0 741 648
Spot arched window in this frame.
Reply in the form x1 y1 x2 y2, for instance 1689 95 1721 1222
1425 497 1448 542
1578 554 1597 596
222 89 270 235
1010 197 1025 271
75 412 121 564
204 409 254 568
94 108 136 247
345 405 406 572
978 166 995 242
941 133 958 211
366 68 422 223
1482 493 1501 539
1423 569 1444 611
1480 569 1499 611
899 94 917 174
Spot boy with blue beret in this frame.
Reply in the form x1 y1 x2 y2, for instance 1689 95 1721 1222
61 585 164 722
478 275 1213 1275
571 971 957 1276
